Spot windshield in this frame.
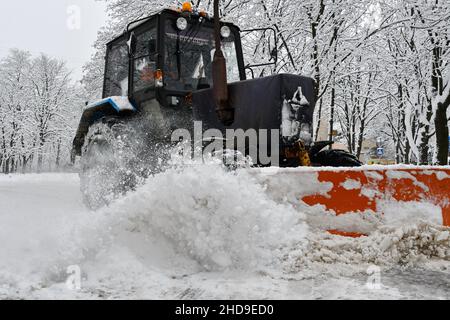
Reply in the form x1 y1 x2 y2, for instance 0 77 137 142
164 20 240 92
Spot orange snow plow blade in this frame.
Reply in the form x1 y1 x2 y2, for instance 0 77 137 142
256 166 450 237
302 167 450 236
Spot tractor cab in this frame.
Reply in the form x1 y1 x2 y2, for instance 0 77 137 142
104 7 246 109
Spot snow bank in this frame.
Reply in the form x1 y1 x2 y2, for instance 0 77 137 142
88 164 308 271
286 222 450 274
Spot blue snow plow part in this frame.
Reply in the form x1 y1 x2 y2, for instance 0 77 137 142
71 96 136 158
88 96 136 113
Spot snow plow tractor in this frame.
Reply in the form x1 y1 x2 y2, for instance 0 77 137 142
72 1 450 233
72 2 358 207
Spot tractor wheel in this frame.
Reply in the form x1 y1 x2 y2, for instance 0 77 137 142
79 119 148 210
311 149 362 167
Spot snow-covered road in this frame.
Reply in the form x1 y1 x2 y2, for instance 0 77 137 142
0 168 449 299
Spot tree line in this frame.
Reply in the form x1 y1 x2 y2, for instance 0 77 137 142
0 49 83 173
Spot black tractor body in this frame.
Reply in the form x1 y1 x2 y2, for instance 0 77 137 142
73 7 360 173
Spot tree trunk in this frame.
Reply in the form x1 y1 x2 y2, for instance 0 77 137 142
4 158 10 174
418 130 430 165
435 102 449 165
419 99 433 165
328 83 335 149
314 99 323 141
55 138 61 168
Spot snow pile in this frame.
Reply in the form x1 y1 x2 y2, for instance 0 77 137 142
70 163 449 278
0 166 307 298
285 222 450 274
88 164 308 271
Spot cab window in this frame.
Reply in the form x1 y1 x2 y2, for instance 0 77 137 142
104 39 129 97
133 28 157 93
164 20 240 92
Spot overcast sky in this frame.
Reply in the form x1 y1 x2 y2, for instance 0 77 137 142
0 0 107 81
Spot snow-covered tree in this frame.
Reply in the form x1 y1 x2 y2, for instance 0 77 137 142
0 49 32 173
0 50 83 173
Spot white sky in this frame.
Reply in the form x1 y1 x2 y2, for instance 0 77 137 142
0 0 107 81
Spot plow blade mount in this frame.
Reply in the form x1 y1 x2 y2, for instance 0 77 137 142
255 166 450 237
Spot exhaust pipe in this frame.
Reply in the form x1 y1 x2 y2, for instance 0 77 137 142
212 0 234 125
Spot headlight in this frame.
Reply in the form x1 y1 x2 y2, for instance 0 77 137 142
176 17 188 31
220 26 231 38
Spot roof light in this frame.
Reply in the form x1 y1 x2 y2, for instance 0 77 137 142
182 2 193 12
176 17 188 30
220 26 231 38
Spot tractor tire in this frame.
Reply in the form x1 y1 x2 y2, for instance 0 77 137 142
311 149 363 167
79 118 150 210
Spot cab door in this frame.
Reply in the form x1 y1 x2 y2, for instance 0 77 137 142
129 18 159 108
